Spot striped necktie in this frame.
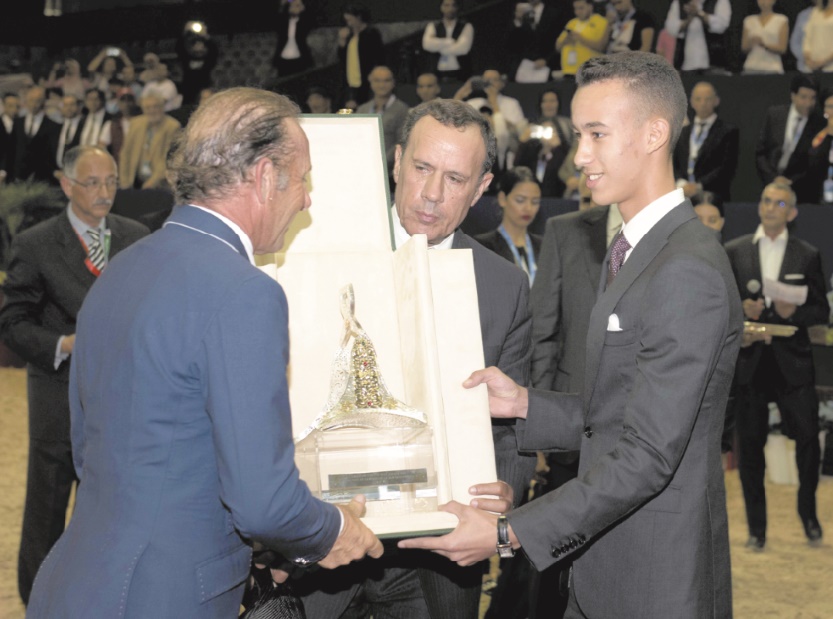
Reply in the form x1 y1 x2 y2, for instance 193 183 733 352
87 229 106 272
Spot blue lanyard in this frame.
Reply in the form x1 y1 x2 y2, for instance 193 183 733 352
498 225 537 285
688 121 709 180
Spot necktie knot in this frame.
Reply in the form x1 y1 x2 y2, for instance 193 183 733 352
607 231 631 286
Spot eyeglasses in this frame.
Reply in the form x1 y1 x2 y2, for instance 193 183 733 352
760 196 790 209
66 177 118 192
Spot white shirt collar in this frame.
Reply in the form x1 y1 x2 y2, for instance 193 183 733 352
621 188 684 253
752 223 789 244
189 204 255 264
390 205 455 250
693 113 717 129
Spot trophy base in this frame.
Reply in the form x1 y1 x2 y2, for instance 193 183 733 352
296 426 438 517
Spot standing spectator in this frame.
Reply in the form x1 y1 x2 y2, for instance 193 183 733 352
507 0 569 83
118 94 181 190
0 93 19 181
673 81 739 201
474 166 542 285
556 0 610 78
46 59 90 101
755 75 825 204
806 89 833 203
177 21 219 105
665 0 732 72
741 0 788 74
338 4 384 110
14 86 61 184
99 89 138 166
141 64 181 112
790 0 816 73
0 145 148 605
87 46 133 92
54 95 83 173
422 0 474 82
273 0 316 78
725 182 829 551
606 0 656 54
356 66 410 174
803 0 833 71
691 190 725 233
515 89 573 197
120 64 144 100
78 89 111 147
415 72 442 103
138 52 163 84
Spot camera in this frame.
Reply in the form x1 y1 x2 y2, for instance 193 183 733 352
107 47 120 57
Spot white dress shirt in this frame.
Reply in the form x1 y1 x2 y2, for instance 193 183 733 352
80 109 107 146
620 188 685 263
753 223 788 305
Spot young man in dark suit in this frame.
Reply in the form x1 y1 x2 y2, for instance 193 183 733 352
0 146 149 605
755 75 825 205
403 51 742 619
13 86 61 183
725 182 829 550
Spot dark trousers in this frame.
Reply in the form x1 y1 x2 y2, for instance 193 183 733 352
18 437 77 604
297 543 480 619
736 347 820 537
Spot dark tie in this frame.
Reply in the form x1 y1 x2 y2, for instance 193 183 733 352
607 231 631 286
87 229 106 272
694 121 705 141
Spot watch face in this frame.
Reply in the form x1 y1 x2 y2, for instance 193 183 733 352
497 544 515 558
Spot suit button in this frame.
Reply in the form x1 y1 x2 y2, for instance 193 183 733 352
551 547 561 558
584 426 593 438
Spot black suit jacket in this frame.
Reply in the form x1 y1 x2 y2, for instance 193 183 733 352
531 205 609 393
0 211 149 441
673 117 739 201
56 118 84 169
338 26 384 102
755 105 826 204
0 117 14 179
14 115 61 183
514 138 571 198
506 4 570 71
472 228 542 271
274 9 315 70
725 233 829 387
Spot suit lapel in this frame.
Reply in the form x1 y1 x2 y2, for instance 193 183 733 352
778 236 801 281
582 202 695 411
580 206 609 287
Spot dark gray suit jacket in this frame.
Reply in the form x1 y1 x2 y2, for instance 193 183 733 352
531 205 609 392
0 211 149 442
508 202 742 618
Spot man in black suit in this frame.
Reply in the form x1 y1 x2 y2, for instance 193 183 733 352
755 75 825 205
0 92 18 181
55 95 83 173
506 0 570 79
673 81 738 202
0 145 148 604
298 99 535 619
725 182 830 550
14 86 61 183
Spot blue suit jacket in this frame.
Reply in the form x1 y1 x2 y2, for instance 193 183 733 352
28 205 341 618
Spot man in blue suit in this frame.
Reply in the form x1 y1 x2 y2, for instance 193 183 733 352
26 88 384 618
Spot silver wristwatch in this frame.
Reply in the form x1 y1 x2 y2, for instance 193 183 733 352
497 515 515 558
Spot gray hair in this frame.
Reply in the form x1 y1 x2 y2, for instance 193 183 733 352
398 99 497 178
763 182 797 208
577 51 688 150
167 87 300 204
63 145 116 179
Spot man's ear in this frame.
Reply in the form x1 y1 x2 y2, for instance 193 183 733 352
646 117 671 155
393 144 403 185
253 157 274 204
59 174 73 200
471 172 494 207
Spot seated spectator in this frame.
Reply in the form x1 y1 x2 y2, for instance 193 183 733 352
741 0 788 74
506 0 569 83
790 0 815 73
338 4 384 110
120 64 144 100
807 88 833 203
141 64 181 111
118 94 181 190
273 0 315 78
305 86 334 113
691 190 725 233
756 75 825 204
556 0 610 78
474 166 542 285
415 72 441 103
673 81 739 201
356 66 410 174
455 70 528 173
803 0 833 72
104 78 126 115
515 88 573 197
44 88 65 124
422 0 474 82
46 59 90 100
99 89 139 166
79 88 111 147
665 0 732 72
177 22 219 105
606 0 656 54
87 47 133 92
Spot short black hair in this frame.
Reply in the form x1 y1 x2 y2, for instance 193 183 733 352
691 190 724 217
790 74 819 95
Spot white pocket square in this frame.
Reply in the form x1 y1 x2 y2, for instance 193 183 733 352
784 274 805 281
607 313 623 332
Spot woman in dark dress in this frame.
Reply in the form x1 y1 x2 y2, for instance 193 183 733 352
475 166 543 284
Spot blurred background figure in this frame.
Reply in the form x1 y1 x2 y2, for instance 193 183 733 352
338 4 383 110
305 85 334 113
741 0 788 74
421 0 474 82
515 88 573 197
605 0 655 54
177 21 219 105
415 72 441 103
273 0 316 78
118 94 180 190
691 190 726 234
474 166 542 285
802 0 833 72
